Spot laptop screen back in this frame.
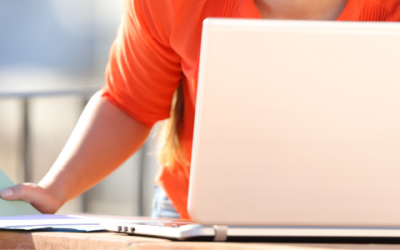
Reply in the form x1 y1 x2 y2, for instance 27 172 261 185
188 19 400 226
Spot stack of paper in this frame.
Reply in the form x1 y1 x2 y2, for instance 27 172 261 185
0 214 179 232
0 214 105 232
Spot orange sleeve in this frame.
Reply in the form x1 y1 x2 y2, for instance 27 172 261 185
387 3 400 21
102 0 183 128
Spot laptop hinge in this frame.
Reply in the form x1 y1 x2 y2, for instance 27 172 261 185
213 225 228 241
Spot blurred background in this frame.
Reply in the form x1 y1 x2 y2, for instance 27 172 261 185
0 0 159 216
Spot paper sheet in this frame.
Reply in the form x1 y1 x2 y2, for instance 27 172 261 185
0 169 41 216
0 214 176 232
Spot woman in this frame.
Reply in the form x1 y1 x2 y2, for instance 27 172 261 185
1 0 399 219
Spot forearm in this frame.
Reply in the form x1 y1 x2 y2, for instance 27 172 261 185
39 91 151 205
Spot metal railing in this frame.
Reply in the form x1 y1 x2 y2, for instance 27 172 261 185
0 85 101 183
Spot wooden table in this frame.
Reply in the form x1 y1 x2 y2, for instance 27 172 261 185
2 215 400 249
3 230 400 250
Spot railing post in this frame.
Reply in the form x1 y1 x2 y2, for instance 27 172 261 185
81 97 90 213
22 98 32 183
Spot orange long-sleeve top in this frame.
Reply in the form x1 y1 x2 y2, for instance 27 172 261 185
102 0 400 219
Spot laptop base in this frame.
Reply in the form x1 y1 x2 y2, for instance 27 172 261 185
102 222 400 242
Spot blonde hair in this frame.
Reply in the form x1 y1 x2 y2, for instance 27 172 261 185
157 83 188 168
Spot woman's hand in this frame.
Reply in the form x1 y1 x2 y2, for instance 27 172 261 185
0 183 62 214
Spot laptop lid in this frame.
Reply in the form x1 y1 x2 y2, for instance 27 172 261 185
188 19 400 227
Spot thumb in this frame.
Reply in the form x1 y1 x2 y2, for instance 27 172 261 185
0 183 36 203
0 187 15 199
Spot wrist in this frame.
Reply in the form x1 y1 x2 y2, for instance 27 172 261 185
38 179 67 208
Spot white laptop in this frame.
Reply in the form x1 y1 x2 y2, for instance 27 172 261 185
102 18 400 241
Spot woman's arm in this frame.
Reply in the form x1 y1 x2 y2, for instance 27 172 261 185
0 91 151 213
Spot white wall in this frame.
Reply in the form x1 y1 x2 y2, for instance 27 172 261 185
0 99 24 184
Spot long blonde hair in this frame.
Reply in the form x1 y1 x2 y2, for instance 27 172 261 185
157 82 188 168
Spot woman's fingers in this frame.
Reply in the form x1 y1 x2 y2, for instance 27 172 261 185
0 183 61 214
1 183 36 203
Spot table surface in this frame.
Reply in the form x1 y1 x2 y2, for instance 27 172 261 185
3 230 400 250
2 215 400 250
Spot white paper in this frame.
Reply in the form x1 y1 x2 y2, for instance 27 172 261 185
0 214 176 231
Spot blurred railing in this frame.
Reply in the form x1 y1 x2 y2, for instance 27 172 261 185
0 85 100 183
